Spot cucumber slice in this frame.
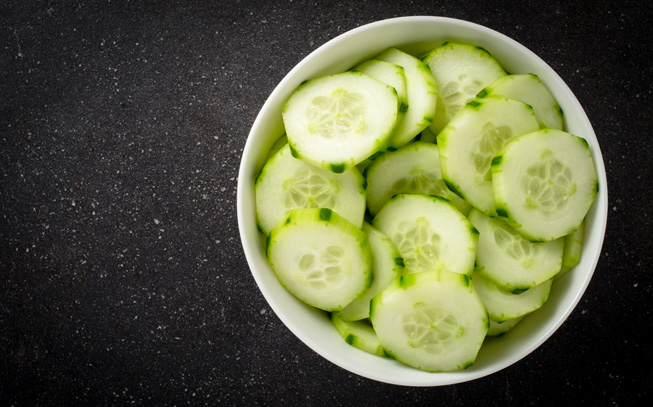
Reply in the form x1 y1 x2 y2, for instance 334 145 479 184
422 41 507 135
351 58 409 137
437 95 540 216
282 71 398 173
468 208 563 292
370 270 488 372
376 48 438 149
255 143 366 235
336 223 404 322
365 141 471 217
480 73 564 130
556 220 585 280
472 269 553 322
266 208 372 312
372 194 477 276
487 316 524 337
329 314 388 357
492 128 599 242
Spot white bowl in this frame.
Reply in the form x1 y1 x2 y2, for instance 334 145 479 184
237 16 608 386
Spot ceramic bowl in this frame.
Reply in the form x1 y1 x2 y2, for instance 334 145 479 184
237 16 607 386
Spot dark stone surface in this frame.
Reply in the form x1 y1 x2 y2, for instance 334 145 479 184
1 0 651 405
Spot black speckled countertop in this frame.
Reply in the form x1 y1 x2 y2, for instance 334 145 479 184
1 1 651 405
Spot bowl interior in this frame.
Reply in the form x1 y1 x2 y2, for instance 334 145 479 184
237 16 608 386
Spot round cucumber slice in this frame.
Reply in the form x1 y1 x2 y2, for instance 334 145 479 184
468 208 564 292
480 73 564 130
365 141 471 217
472 269 553 322
329 313 388 357
422 41 507 135
372 194 477 276
255 143 366 235
491 128 599 242
282 71 398 173
370 270 488 372
266 208 372 312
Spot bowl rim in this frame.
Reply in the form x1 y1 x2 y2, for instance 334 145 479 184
237 15 608 386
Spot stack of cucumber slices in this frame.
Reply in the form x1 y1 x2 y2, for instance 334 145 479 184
255 42 598 373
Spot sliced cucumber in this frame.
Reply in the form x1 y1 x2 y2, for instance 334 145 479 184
468 208 563 292
337 223 404 321
373 194 477 276
255 143 366 235
437 95 540 216
266 208 372 312
376 48 438 149
480 73 564 130
492 128 599 241
329 313 388 357
351 58 408 137
422 41 507 135
370 270 488 372
487 316 524 337
282 71 398 173
365 141 471 217
472 269 552 322
556 221 585 280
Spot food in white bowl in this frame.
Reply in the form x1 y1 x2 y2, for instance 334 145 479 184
237 16 607 386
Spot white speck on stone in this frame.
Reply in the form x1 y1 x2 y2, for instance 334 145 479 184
154 218 160 225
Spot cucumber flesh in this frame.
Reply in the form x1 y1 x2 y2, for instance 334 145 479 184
492 128 599 241
422 41 507 135
487 316 524 337
469 208 563 292
373 194 477 276
255 143 366 235
556 221 585 280
472 269 552 322
480 73 564 130
282 71 398 173
351 58 409 138
266 208 372 312
365 141 471 217
336 223 404 321
370 270 488 372
376 48 438 149
437 95 540 216
329 313 388 357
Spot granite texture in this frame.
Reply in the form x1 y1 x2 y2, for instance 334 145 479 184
1 0 651 405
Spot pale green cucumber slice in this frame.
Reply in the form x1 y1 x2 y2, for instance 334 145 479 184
492 128 599 241
282 71 398 173
336 223 404 321
329 313 388 357
365 141 471 217
468 208 563 292
480 73 564 130
266 208 372 312
372 194 477 276
351 58 409 135
370 270 488 372
422 41 507 135
437 95 540 216
255 143 366 235
376 48 438 149
556 220 585 280
472 269 552 322
487 316 524 337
